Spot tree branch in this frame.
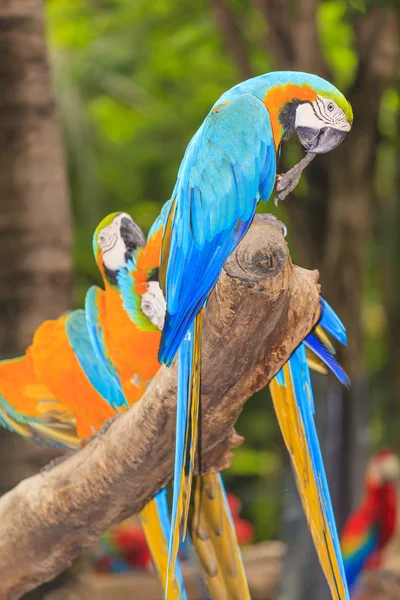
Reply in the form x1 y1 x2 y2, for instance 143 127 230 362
0 215 321 599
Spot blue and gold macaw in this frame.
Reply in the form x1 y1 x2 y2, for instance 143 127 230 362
0 218 187 600
158 71 353 598
115 205 352 600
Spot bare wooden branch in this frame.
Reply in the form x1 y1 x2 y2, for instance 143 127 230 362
0 215 320 599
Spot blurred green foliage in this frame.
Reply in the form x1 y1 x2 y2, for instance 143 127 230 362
45 0 399 541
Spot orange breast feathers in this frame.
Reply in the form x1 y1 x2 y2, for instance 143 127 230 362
0 354 51 419
102 286 161 400
30 317 115 439
263 84 318 149
101 227 163 403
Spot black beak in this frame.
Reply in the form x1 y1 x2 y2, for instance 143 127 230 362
296 126 348 154
120 217 146 255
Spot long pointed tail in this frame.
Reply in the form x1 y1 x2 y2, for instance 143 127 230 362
166 310 202 597
269 350 350 600
189 473 251 600
139 491 187 599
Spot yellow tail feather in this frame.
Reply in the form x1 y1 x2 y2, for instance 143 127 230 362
182 309 203 540
190 474 251 600
306 349 329 375
269 366 347 600
139 500 183 599
314 325 335 354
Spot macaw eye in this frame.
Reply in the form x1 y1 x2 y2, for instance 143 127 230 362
327 102 334 112
99 234 105 243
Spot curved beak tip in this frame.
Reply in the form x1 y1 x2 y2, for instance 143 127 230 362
296 126 348 154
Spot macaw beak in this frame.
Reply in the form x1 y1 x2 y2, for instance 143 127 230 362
296 126 349 154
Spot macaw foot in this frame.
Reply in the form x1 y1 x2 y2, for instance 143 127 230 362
274 152 316 205
262 213 288 238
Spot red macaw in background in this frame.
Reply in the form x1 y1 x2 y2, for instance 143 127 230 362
93 516 153 574
341 449 399 595
93 494 254 575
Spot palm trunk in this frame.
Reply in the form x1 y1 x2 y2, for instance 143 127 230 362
0 1 76 596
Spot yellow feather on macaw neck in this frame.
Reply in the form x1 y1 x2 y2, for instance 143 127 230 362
190 473 251 600
269 365 347 600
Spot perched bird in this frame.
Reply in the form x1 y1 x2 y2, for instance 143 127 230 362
158 71 353 596
0 210 249 600
341 449 399 594
0 217 186 600
119 202 352 600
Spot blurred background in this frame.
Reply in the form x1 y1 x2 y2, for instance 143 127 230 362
0 0 399 598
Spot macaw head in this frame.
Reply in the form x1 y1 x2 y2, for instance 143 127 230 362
366 449 399 487
93 212 146 284
292 95 352 154
275 78 353 154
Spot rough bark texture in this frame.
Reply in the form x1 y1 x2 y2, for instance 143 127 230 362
0 1 74 597
0 0 73 473
0 216 320 599
0 0 73 350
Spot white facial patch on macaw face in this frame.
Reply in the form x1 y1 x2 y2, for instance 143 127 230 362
141 281 166 331
295 96 351 133
98 213 132 272
367 453 400 484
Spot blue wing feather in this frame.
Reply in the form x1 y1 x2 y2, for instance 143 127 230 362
304 333 350 387
159 94 276 366
343 527 378 591
84 286 126 398
319 298 347 346
65 310 127 411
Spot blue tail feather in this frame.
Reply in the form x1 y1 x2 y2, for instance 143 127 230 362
304 333 350 387
166 321 194 596
319 298 347 346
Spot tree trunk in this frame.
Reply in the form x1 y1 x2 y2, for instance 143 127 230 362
0 0 74 596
